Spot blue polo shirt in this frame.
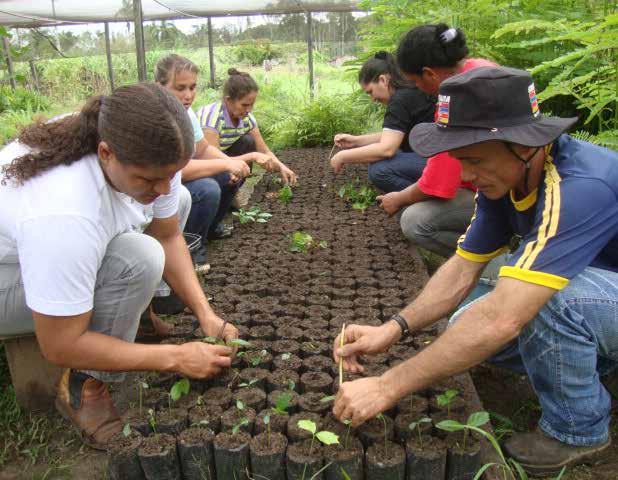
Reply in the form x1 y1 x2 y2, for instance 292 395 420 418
457 134 618 290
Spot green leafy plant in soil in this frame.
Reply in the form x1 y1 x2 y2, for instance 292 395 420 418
338 178 377 212
436 411 567 480
233 206 273 225
232 400 250 434
297 419 340 455
289 231 328 253
279 185 293 204
408 417 432 448
436 388 459 417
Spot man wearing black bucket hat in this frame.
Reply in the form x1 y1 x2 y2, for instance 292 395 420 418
332 66 618 476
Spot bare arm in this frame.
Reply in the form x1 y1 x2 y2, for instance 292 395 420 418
333 130 404 166
377 182 432 216
183 136 249 182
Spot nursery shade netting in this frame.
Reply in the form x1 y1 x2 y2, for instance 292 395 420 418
0 0 360 27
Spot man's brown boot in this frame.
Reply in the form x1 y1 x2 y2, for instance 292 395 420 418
503 430 610 477
55 369 122 450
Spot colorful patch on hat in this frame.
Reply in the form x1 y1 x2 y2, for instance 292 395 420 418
437 94 450 125
528 83 540 117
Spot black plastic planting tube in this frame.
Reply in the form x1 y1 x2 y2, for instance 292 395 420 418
249 432 288 480
107 435 145 480
365 442 406 480
138 434 181 480
446 441 481 480
213 432 251 480
177 428 216 480
405 436 447 480
324 437 364 480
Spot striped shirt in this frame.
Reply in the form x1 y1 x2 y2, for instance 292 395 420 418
457 135 618 290
197 101 258 151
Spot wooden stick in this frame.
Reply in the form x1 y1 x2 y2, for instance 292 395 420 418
328 144 337 161
339 323 346 386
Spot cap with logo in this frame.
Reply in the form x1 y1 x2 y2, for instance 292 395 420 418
409 66 577 157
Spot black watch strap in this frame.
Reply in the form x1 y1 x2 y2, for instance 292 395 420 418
389 314 409 336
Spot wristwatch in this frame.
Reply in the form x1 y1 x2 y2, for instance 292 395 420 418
388 314 409 336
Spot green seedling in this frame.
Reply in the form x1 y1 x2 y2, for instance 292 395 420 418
338 178 377 212
170 378 190 402
191 419 210 429
203 337 251 348
238 378 259 388
122 422 132 437
342 419 352 449
249 349 268 367
233 206 272 224
376 413 389 454
320 395 336 403
289 231 328 253
287 380 296 392
271 392 292 416
434 411 568 480
297 419 340 455
437 389 459 417
147 409 156 434
263 414 272 448
279 185 293 204
281 353 292 360
231 400 250 435
408 417 432 448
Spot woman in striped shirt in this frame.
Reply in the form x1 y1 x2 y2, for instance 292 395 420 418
197 69 297 186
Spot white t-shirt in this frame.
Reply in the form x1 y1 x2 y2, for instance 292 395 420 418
0 141 181 316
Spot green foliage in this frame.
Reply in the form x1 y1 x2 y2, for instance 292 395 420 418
279 185 293 204
170 378 190 403
234 40 281 65
122 423 132 437
233 206 272 224
337 179 377 211
272 392 293 415
289 231 328 253
408 416 432 447
298 419 340 455
0 86 50 114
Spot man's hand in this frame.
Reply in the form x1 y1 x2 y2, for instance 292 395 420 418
253 153 277 172
176 342 232 379
201 315 239 345
227 158 250 179
377 191 405 216
334 133 357 149
333 376 396 427
330 152 346 174
333 323 401 373
278 163 298 186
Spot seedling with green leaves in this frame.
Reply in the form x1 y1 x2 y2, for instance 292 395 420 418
147 408 157 434
233 206 272 224
238 378 259 389
202 337 252 349
436 411 566 480
289 231 328 253
337 178 377 212
232 400 250 435
297 419 340 455
376 413 389 454
136 380 149 415
278 185 293 204
122 422 132 438
248 349 269 367
271 392 293 416
408 417 432 448
437 389 459 416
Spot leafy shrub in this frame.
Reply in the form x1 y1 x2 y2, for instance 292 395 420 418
0 86 50 113
234 40 280 66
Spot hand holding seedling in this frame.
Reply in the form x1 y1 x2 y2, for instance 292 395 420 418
176 341 232 379
332 376 395 427
330 152 346 174
333 133 356 149
278 163 298 186
333 323 401 373
201 315 239 346
376 191 405 216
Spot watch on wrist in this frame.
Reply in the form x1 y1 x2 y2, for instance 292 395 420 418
388 314 409 336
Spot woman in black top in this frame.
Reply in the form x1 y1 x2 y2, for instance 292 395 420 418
330 51 435 193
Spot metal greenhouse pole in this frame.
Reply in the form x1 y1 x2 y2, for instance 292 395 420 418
2 35 16 90
104 22 115 91
207 16 215 88
306 12 314 98
133 0 147 81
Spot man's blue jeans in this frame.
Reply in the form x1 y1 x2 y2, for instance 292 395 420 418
184 172 242 244
367 150 427 193
451 266 618 447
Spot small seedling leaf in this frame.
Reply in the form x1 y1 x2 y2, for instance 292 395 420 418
320 395 336 403
316 431 340 446
229 338 251 347
298 419 317 435
435 420 465 432
281 353 291 360
140 381 149 389
467 411 490 428
122 423 131 437
263 415 270 425
275 392 292 413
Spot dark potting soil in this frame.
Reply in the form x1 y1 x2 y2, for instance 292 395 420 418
233 386 267 412
138 433 176 455
406 434 446 456
286 439 324 480
187 404 222 432
287 412 322 442
271 339 301 356
267 369 300 392
394 412 432 443
298 391 332 414
213 430 251 450
300 371 333 394
155 407 188 435
201 386 232 409
267 389 300 413
301 355 332 373
238 367 270 389
249 431 288 455
178 426 215 445
242 350 274 370
255 409 289 434
272 352 303 371
299 341 329 358
221 406 256 434
365 441 406 467
357 415 395 448
396 393 429 416
122 407 153 437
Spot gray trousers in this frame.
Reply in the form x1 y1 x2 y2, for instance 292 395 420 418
0 186 191 382
399 188 475 257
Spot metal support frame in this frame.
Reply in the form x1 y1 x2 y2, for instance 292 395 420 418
207 17 215 88
306 11 314 98
133 0 147 81
104 22 115 91
2 36 16 90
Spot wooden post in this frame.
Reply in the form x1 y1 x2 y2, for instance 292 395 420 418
132 0 147 81
207 17 216 88
104 22 115 91
28 60 39 92
2 36 16 90
306 12 314 98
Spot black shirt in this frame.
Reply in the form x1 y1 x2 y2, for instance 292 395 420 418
383 87 435 153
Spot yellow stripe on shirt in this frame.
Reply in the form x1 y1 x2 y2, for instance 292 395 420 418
457 192 479 246
516 148 561 271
